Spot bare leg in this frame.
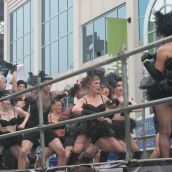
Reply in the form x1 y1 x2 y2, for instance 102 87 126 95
97 137 126 153
73 134 90 154
155 103 172 158
9 145 21 159
149 133 160 159
65 146 73 163
48 138 65 166
18 140 33 169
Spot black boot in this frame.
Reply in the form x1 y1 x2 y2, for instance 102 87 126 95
133 151 142 159
67 152 79 165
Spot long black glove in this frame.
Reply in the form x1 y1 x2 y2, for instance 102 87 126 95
141 52 164 82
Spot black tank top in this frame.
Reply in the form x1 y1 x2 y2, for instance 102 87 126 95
82 95 105 114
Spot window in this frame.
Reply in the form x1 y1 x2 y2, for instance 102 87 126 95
82 4 126 63
9 0 34 80
41 0 73 75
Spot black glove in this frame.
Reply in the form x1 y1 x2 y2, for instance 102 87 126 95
141 52 156 63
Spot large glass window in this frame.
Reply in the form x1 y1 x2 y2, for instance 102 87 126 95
41 0 73 76
10 0 34 80
82 4 126 63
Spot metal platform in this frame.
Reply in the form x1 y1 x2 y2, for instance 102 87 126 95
3 158 172 172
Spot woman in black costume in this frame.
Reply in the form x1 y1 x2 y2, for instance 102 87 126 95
106 72 140 159
0 93 29 165
71 68 126 164
141 10 172 158
18 72 66 169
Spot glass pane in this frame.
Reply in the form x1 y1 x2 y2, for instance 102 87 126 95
59 37 67 72
24 55 31 78
42 46 50 75
42 22 50 46
59 11 67 37
68 34 73 69
42 0 50 22
106 10 117 18
139 18 144 41
50 0 58 18
31 0 34 30
17 38 23 61
17 7 23 38
12 41 17 62
24 34 30 56
51 16 58 42
68 0 73 8
94 17 105 58
118 5 126 19
24 2 30 34
31 31 34 53
82 23 94 63
68 8 73 33
50 41 59 75
138 0 149 17
59 0 67 13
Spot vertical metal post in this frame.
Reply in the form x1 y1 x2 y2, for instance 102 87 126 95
37 77 46 168
121 51 132 161
142 106 147 159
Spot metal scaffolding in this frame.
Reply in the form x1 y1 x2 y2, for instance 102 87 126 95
1 35 172 171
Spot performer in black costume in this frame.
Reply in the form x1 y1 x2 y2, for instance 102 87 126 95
18 72 66 169
70 68 126 164
105 72 141 160
140 10 172 158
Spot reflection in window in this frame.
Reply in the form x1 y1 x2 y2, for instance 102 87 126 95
94 17 105 58
83 23 94 63
68 8 73 33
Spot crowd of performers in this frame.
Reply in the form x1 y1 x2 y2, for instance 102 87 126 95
0 9 172 170
0 64 143 169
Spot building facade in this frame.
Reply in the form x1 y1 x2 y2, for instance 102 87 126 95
3 0 172 101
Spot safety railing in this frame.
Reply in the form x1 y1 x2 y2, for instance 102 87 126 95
1 35 172 169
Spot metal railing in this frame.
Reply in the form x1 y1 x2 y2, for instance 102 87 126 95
1 35 172 169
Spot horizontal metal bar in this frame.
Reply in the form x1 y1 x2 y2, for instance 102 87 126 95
1 35 172 102
0 95 172 140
